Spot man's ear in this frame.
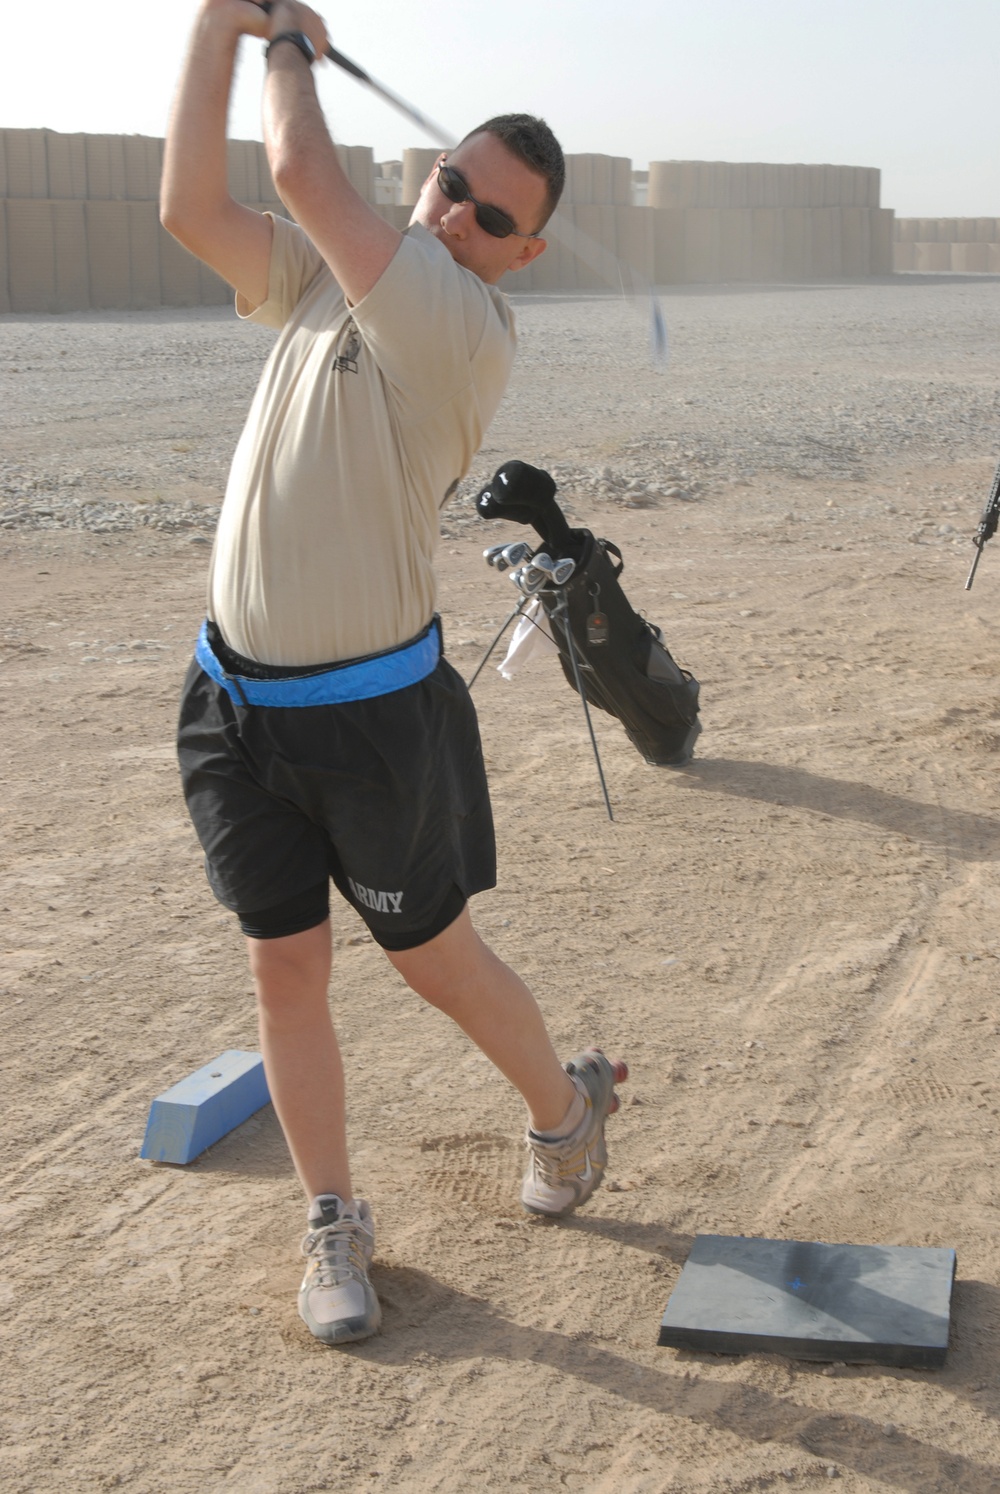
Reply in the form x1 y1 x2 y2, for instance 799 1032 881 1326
507 236 547 273
418 154 446 196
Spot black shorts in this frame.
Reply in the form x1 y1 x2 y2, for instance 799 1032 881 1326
176 633 497 950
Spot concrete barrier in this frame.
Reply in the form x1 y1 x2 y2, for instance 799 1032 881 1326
652 208 684 283
727 163 748 209
647 161 684 210
341 145 376 204
0 134 933 308
590 154 613 205
840 207 870 276
762 164 780 209
914 242 951 272
4 129 49 198
782 208 809 278
612 157 632 206
53 200 90 310
227 139 259 204
951 242 990 272
122 136 162 202
84 135 128 200
615 205 655 283
7 199 57 310
718 208 753 280
86 200 132 309
46 131 88 199
565 154 594 205
0 201 9 313
129 202 162 309
567 203 616 289
751 208 783 279
791 164 810 208
684 208 721 281
401 147 439 205
159 222 203 306
871 210 894 274
893 241 916 272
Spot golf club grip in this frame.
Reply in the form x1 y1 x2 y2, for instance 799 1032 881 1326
258 2 372 81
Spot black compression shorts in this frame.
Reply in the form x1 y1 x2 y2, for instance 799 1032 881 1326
176 634 497 950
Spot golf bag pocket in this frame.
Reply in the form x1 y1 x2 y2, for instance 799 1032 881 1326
541 534 701 767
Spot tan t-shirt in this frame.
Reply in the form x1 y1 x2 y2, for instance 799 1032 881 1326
207 217 516 665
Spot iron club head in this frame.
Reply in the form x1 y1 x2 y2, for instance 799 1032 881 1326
510 565 547 596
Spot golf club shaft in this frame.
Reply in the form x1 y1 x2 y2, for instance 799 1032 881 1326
466 599 531 689
259 1 456 144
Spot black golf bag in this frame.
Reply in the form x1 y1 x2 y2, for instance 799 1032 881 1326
475 461 701 768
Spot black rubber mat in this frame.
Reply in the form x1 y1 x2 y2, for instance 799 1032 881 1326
658 1234 956 1368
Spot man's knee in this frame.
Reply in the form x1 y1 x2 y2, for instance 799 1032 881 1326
387 905 497 1007
248 918 332 1003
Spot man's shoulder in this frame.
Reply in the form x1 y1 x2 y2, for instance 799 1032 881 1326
401 227 516 352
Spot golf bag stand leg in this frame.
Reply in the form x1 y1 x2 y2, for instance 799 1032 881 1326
552 589 614 822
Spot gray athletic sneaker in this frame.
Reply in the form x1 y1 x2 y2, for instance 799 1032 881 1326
298 1194 382 1345
521 1049 628 1218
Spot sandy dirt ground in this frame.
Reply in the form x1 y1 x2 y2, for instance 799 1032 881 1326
2 275 1000 1493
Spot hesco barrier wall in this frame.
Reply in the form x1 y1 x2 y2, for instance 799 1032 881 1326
893 218 1000 273
0 128 376 314
0 129 895 313
500 204 895 292
648 160 881 209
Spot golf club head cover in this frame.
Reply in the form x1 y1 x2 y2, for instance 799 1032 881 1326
475 461 575 553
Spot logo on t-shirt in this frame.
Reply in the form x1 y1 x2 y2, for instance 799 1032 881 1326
333 322 361 375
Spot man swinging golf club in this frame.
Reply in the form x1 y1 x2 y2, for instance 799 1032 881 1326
163 0 626 1345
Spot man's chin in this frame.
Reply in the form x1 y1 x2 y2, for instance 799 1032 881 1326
432 232 470 269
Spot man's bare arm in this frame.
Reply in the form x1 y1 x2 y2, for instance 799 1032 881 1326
262 1 402 305
160 0 274 307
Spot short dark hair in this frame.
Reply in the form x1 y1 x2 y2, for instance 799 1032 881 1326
460 113 565 229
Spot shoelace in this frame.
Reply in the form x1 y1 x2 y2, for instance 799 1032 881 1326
301 1219 371 1289
528 1131 592 1183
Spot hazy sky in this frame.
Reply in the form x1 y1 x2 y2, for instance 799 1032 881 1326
5 0 998 217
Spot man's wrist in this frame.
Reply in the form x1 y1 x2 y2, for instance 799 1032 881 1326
266 30 317 65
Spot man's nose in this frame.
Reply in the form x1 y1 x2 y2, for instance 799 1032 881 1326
441 198 476 236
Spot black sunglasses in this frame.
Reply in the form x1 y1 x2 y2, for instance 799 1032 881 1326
436 162 538 240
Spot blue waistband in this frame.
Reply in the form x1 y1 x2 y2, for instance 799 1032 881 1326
195 619 441 707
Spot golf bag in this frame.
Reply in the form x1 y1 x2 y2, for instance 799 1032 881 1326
476 461 701 768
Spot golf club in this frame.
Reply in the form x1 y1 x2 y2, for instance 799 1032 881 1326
510 565 547 597
260 2 668 365
531 553 576 586
487 543 535 570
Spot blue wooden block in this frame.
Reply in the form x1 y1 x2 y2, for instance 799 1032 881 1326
140 1050 270 1164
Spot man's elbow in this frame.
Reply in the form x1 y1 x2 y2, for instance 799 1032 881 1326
160 188 222 259
160 183 196 244
269 148 325 220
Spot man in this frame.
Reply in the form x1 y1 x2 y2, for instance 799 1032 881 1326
162 0 625 1346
